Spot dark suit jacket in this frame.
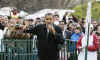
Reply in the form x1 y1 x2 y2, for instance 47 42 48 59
33 24 64 60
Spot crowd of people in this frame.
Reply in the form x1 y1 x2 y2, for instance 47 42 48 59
0 9 100 60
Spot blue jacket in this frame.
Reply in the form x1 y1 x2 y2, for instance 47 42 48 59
69 33 81 53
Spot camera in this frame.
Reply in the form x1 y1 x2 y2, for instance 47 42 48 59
25 25 34 33
15 24 21 29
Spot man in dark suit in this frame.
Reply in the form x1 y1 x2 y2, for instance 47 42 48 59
32 14 64 60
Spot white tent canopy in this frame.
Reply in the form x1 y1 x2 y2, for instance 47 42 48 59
25 9 75 20
0 7 15 16
0 7 28 17
0 7 14 11
0 7 75 20
0 11 10 16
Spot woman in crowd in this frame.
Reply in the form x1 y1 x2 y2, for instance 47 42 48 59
77 24 98 60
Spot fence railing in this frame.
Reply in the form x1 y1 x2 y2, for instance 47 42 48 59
59 39 78 60
0 37 38 60
0 38 99 60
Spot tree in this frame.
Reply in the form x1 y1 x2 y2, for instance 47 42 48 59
73 2 100 20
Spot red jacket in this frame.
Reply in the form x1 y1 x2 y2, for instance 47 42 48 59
76 34 99 51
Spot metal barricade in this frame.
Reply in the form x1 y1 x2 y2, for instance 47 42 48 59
0 38 78 60
0 37 38 60
59 39 78 60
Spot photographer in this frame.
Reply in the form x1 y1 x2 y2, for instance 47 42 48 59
25 19 35 38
